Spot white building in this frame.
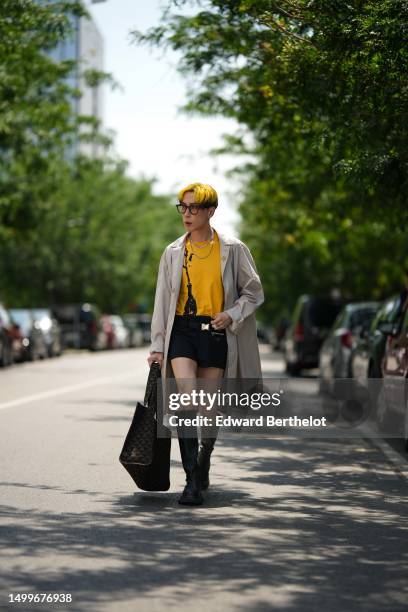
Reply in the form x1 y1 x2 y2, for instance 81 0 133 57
46 0 106 158
77 5 105 157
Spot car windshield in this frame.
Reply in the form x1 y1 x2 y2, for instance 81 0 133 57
53 305 78 323
349 308 378 330
10 310 32 334
307 299 342 328
370 296 399 331
32 309 50 320
332 310 347 330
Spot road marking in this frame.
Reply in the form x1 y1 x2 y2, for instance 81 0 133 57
366 436 408 483
361 424 408 482
0 372 136 412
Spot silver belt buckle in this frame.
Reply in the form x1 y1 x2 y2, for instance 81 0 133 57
201 323 210 331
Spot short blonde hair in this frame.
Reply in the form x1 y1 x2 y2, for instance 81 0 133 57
178 183 218 208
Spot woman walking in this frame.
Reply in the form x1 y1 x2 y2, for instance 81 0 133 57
147 183 264 505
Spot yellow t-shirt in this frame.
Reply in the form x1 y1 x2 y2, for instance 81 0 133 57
176 229 224 317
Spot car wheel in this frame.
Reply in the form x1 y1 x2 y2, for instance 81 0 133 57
6 343 13 366
0 344 8 368
0 338 10 367
0 340 8 367
286 362 300 376
368 361 381 380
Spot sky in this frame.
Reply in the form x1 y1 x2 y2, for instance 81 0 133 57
86 0 241 235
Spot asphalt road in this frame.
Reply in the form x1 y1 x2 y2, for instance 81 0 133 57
0 346 407 612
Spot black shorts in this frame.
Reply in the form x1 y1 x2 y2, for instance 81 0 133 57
167 315 228 370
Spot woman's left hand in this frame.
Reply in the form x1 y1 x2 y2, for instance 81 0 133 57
211 311 233 330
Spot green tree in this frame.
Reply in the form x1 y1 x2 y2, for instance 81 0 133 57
134 0 408 321
0 0 112 233
0 0 180 313
0 154 181 312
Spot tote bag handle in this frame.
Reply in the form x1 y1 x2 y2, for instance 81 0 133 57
144 361 161 408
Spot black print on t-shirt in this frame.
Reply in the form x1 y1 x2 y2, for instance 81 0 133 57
182 247 197 315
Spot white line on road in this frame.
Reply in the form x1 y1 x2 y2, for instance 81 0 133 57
366 436 408 483
361 424 408 482
0 372 137 412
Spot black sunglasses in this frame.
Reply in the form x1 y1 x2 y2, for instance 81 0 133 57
176 203 212 215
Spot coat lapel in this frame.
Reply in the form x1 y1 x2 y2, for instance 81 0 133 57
216 229 233 281
170 231 188 295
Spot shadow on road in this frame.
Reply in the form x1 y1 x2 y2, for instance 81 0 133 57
1 435 407 612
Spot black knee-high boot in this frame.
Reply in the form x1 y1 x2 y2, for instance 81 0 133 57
177 415 203 506
197 434 218 490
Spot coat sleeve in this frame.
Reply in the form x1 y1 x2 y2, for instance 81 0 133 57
149 248 171 354
224 242 264 334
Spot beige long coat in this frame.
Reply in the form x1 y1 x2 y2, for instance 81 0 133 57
149 227 265 411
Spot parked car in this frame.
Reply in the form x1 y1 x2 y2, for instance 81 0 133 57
109 315 130 348
7 316 26 364
31 308 63 357
256 322 271 344
351 295 401 380
273 317 290 351
319 302 380 393
100 314 115 349
378 307 408 449
51 303 106 351
283 295 343 375
9 308 48 361
137 313 152 345
122 313 144 347
0 302 14 366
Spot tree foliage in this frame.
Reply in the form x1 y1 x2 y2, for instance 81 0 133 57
134 0 408 321
0 0 180 313
0 155 179 311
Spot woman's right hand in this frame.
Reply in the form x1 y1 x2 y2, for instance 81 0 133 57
147 351 164 369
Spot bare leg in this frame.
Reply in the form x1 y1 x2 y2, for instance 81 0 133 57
171 356 198 379
171 356 198 408
197 366 224 438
